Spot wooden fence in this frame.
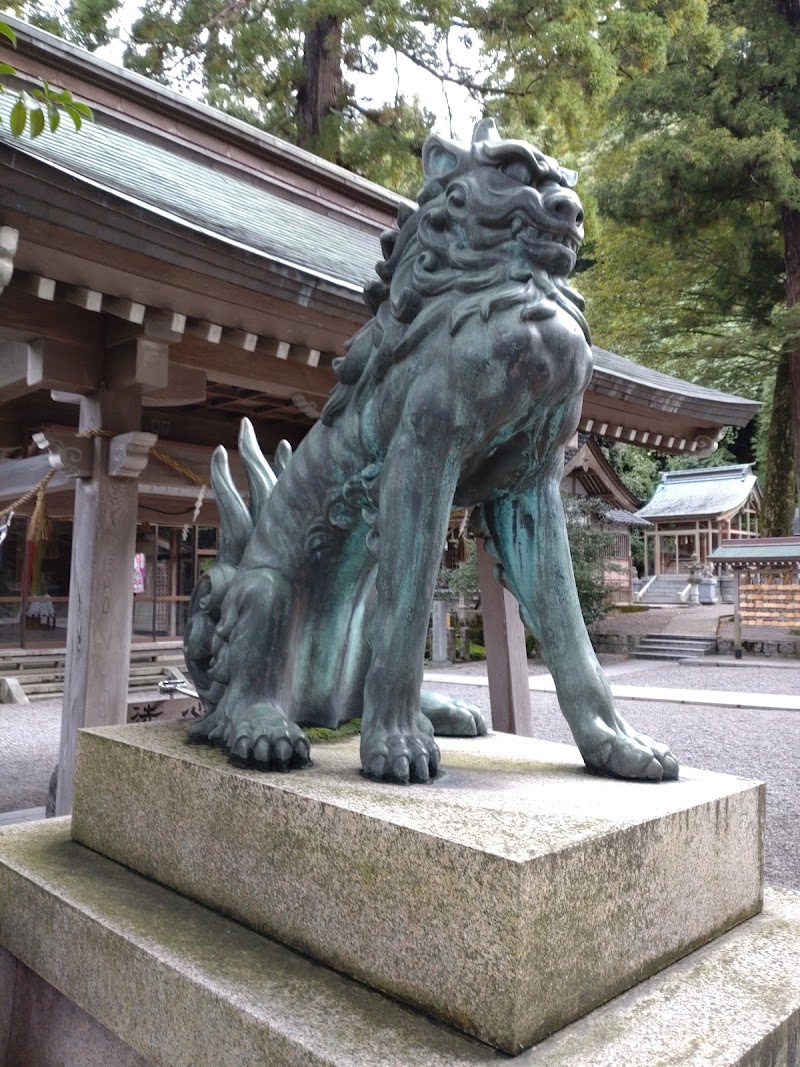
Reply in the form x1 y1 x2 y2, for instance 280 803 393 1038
739 575 800 627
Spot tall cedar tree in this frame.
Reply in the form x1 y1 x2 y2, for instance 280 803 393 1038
590 0 800 533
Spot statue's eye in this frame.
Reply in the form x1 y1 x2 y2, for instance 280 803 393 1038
501 160 534 184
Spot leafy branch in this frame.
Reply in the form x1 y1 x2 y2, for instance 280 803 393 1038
0 21 93 137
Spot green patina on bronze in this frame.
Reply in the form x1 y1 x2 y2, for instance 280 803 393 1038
184 119 678 784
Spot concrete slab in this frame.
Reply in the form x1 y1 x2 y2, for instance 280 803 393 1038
0 821 798 1066
684 656 800 669
71 724 763 1052
423 671 800 711
4 953 154 1067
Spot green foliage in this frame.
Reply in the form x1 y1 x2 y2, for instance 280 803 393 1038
304 717 361 743
0 18 93 136
562 495 617 627
584 0 800 527
438 498 619 633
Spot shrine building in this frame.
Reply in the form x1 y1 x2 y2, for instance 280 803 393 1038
636 464 762 577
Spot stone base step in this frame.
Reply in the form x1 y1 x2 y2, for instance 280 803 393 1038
633 634 716 661
644 634 716 642
0 821 798 1067
631 651 710 661
636 642 713 652
5 665 187 703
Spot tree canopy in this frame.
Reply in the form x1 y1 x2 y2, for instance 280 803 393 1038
4 0 797 529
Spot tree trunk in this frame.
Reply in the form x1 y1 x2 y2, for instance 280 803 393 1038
761 349 796 535
297 14 343 155
779 207 800 527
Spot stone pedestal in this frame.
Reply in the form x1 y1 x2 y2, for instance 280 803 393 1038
699 577 719 604
4 725 800 1065
71 724 763 1052
1 819 800 1067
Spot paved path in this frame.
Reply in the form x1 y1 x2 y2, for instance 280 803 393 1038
661 603 727 638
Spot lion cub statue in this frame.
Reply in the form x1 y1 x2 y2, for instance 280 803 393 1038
184 119 678 785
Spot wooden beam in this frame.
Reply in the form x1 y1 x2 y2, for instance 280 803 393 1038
0 453 67 501
173 337 336 400
186 318 222 344
0 227 18 296
0 341 31 400
60 284 103 313
255 336 282 358
142 363 208 407
139 409 304 453
0 288 105 347
17 272 56 301
477 539 532 736
221 328 258 352
106 337 169 390
287 344 313 364
28 339 102 394
103 296 146 324
141 308 186 342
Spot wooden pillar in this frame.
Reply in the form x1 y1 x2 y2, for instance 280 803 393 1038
733 569 743 661
655 531 661 576
430 600 449 666
55 387 156 815
477 539 531 736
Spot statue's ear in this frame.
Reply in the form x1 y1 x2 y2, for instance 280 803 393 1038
422 136 463 180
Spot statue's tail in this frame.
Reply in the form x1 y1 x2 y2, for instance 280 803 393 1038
183 419 292 710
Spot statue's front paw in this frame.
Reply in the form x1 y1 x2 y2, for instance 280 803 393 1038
420 690 487 737
224 703 311 771
583 720 679 782
361 714 440 783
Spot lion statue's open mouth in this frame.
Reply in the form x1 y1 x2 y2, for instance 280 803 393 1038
183 119 679 786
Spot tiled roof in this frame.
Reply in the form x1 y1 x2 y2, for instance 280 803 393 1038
636 465 759 521
709 538 800 566
0 97 378 293
606 508 651 527
590 347 756 413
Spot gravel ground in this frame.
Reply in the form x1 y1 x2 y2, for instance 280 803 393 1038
0 700 61 812
426 653 629 677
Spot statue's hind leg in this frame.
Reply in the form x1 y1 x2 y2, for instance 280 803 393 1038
191 567 311 770
420 690 487 737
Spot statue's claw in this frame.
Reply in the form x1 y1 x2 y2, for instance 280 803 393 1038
583 724 679 782
420 691 488 737
361 715 440 784
223 703 311 771
187 708 224 743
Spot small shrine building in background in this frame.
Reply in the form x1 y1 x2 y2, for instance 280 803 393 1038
635 465 761 577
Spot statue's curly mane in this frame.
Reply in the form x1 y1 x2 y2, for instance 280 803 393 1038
321 121 591 427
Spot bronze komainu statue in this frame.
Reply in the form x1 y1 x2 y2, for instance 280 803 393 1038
184 119 679 784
